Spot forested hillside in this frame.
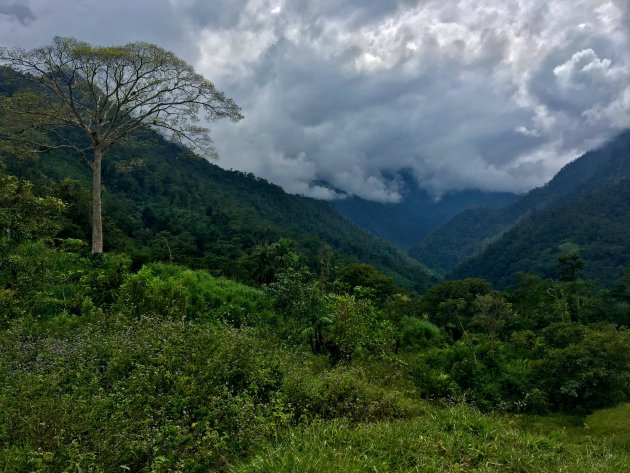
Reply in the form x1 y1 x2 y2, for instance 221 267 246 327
331 171 517 249
411 130 630 278
1 41 629 473
452 177 630 287
1 162 629 471
4 141 435 291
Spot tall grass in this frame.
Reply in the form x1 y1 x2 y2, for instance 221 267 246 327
232 404 629 472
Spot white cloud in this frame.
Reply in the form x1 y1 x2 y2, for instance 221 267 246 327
0 0 629 201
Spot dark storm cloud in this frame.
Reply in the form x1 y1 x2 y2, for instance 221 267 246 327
201 0 630 200
284 0 421 28
0 2 35 25
175 0 248 29
1 0 629 201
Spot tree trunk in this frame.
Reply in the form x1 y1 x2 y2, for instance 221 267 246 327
91 147 104 254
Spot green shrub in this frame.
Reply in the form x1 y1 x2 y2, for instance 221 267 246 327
80 252 131 307
282 363 419 423
2 240 90 318
0 318 288 471
398 316 441 350
533 324 630 412
410 336 540 412
116 263 274 325
323 294 396 361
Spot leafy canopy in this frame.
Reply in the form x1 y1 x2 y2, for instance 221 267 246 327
0 36 243 158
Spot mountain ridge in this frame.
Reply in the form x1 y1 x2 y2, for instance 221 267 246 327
410 130 630 276
331 177 518 249
451 176 630 287
2 133 437 292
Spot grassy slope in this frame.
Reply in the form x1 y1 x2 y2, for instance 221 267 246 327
233 405 629 472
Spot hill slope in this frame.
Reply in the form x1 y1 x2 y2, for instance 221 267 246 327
3 135 436 291
451 177 630 287
410 130 630 275
331 178 517 249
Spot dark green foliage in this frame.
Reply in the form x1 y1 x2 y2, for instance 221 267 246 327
412 130 630 284
410 336 539 411
410 206 511 274
1 131 436 291
0 237 132 320
80 252 131 307
418 278 493 339
453 178 630 288
508 273 572 328
334 261 404 306
507 273 629 327
410 274 630 414
266 266 329 352
533 323 630 413
1 240 91 318
469 292 516 340
242 238 301 285
0 167 65 244
332 176 517 249
613 267 630 303
265 267 397 360
557 252 585 282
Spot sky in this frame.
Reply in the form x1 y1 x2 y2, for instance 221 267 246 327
1 0 629 202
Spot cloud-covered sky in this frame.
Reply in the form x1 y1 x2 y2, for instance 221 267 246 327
1 0 629 201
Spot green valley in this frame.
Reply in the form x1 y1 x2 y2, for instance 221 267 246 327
1 37 629 473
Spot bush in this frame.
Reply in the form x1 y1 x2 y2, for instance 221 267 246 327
533 324 630 412
1 240 90 318
282 363 419 423
116 263 275 325
0 318 289 471
398 316 441 350
323 294 396 361
410 336 539 412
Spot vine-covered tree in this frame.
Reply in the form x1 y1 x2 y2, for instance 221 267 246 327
0 36 242 253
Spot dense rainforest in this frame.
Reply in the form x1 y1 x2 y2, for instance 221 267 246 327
1 146 630 470
4 137 437 292
411 130 630 285
331 171 517 250
1 65 629 471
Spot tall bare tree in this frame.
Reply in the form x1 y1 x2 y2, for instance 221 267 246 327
0 36 243 253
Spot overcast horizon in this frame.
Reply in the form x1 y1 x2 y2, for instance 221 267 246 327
1 0 629 202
